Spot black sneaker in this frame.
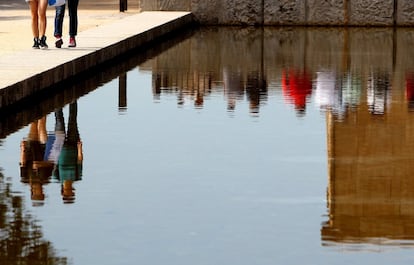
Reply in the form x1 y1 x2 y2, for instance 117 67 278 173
55 38 63 48
32 38 40 49
39 35 48 49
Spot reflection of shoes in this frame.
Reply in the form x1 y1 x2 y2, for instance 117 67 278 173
32 38 40 49
55 38 63 48
68 37 76 47
39 35 48 49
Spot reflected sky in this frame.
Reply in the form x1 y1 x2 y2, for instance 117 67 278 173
1 26 414 264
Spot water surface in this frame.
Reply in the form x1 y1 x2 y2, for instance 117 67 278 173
1 26 414 264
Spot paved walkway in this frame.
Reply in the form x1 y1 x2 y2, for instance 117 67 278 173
0 1 193 108
0 0 139 56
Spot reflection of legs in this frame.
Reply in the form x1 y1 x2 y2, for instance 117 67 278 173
61 180 75 203
21 120 44 170
46 109 65 166
55 109 65 132
20 140 27 167
37 117 47 144
31 182 45 201
67 102 80 144
28 121 40 142
67 101 83 162
27 117 47 144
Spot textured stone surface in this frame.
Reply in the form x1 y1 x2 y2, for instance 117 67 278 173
307 0 346 25
397 0 414 25
221 0 261 25
139 0 190 11
191 0 220 24
264 0 306 25
140 0 414 26
349 0 394 26
193 0 261 25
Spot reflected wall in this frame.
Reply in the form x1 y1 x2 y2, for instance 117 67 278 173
140 27 414 111
139 26 414 247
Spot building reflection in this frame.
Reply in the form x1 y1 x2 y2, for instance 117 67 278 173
321 68 414 248
0 169 68 263
147 27 269 114
20 101 83 205
141 26 414 248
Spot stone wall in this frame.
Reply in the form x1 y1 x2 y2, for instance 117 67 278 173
138 0 414 26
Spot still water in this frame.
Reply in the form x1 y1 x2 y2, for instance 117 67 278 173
1 26 414 264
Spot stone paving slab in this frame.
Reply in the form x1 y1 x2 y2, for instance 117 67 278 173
0 11 194 108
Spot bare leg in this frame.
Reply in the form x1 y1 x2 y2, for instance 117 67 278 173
37 116 47 144
29 1 40 38
28 121 40 141
38 0 48 36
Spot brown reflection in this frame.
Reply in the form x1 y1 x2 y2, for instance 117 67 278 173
20 101 83 204
321 69 414 247
0 169 68 263
144 27 414 116
148 27 269 114
20 117 53 206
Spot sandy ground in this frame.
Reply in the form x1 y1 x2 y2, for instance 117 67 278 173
0 0 140 56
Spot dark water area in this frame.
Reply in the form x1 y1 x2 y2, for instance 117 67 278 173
1 26 414 264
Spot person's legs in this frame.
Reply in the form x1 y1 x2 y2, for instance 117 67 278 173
54 5 65 37
37 0 48 48
68 0 79 47
38 0 47 37
29 0 40 48
54 4 65 47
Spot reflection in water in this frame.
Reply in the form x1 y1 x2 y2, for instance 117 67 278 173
20 117 51 205
3 26 414 259
406 72 414 111
139 27 414 250
144 27 414 120
282 68 312 116
223 66 244 111
20 101 83 205
367 71 391 115
0 170 68 263
321 77 414 249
